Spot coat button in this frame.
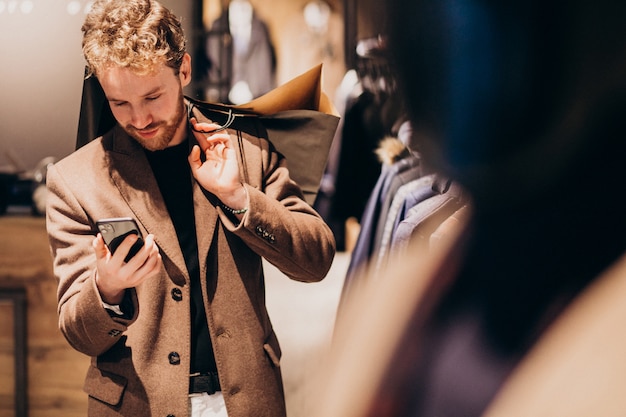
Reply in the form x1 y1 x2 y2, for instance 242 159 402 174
255 225 264 236
167 415 175 417
171 287 183 301
216 328 231 339
268 234 276 243
168 352 181 365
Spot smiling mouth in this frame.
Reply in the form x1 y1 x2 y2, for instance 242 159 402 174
136 127 159 138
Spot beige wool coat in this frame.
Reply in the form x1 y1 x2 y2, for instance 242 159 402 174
46 107 336 417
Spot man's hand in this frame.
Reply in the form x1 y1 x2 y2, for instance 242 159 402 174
93 233 161 304
188 117 247 210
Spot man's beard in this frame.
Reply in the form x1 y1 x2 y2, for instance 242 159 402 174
124 93 186 151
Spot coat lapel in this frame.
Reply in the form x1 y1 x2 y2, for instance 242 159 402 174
192 179 219 282
106 124 220 284
106 126 188 280
185 115 220 280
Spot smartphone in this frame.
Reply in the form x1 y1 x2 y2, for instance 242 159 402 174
96 217 144 262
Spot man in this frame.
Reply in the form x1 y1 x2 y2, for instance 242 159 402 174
46 1 336 416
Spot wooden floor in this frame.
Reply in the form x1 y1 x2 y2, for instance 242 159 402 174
0 214 348 417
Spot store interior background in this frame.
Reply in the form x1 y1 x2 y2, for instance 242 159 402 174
0 0 387 416
0 0 385 172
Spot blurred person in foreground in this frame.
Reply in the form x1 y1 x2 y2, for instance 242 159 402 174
45 0 335 416
313 1 626 416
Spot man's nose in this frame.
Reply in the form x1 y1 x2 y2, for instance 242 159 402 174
130 107 152 129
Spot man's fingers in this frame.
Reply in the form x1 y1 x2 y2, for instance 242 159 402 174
191 129 231 156
188 145 202 170
214 142 226 158
93 234 109 260
190 117 222 133
136 251 162 279
109 234 141 264
124 234 160 274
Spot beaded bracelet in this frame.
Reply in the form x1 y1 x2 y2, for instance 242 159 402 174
221 204 248 215
221 186 249 215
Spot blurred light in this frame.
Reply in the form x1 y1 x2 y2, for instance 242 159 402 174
304 0 330 35
67 1 81 15
0 0 95 16
7 0 17 14
20 0 33 14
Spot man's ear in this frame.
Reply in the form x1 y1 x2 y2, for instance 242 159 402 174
179 53 192 87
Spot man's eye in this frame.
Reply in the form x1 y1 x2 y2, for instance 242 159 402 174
146 95 160 101
111 102 127 107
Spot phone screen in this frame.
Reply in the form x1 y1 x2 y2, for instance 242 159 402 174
96 217 144 262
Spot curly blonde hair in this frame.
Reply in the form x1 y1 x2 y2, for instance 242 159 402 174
81 0 186 77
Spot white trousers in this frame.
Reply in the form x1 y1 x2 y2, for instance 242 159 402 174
189 392 228 417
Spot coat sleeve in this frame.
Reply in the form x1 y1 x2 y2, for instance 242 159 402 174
46 163 138 357
219 134 336 282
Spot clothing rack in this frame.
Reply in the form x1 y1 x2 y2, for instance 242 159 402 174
354 36 395 96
